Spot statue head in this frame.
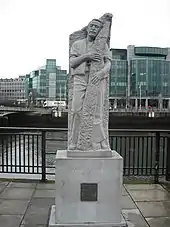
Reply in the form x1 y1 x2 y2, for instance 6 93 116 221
86 19 103 40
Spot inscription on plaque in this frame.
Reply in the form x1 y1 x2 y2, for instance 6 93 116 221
80 183 98 201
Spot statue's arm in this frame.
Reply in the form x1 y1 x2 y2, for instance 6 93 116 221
91 45 111 84
70 41 88 69
103 59 111 74
70 41 102 69
91 58 111 84
70 54 88 69
102 43 112 76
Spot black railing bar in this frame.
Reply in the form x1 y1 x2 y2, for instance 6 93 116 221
109 129 170 133
41 131 46 182
27 135 30 173
0 164 40 167
0 172 42 174
36 135 39 174
109 134 155 137
0 127 170 133
0 133 41 136
0 127 68 131
0 165 156 170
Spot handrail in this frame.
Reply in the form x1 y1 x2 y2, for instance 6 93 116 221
0 127 170 133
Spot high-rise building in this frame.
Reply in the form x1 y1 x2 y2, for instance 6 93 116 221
110 46 170 109
110 49 128 108
25 59 67 104
0 76 26 101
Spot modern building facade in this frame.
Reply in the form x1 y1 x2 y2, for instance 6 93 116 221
0 76 26 101
110 49 128 108
110 46 170 109
25 59 67 104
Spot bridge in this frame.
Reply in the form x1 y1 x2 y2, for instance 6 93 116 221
0 106 51 115
0 106 170 118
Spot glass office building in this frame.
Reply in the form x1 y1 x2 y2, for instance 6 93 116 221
56 69 67 101
131 59 170 97
25 74 32 98
129 46 170 108
109 46 170 109
109 49 128 108
110 49 127 97
25 59 67 102
130 47 170 97
110 60 128 97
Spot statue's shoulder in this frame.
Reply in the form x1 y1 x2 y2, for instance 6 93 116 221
72 38 86 47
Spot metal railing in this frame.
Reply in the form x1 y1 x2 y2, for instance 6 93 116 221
0 127 170 183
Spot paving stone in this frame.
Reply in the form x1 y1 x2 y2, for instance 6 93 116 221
125 184 165 191
122 209 149 227
0 214 22 227
0 185 7 194
136 201 170 217
162 184 170 192
20 225 47 227
0 199 29 215
0 181 9 193
122 186 128 195
0 181 9 186
0 187 34 200
121 195 137 209
130 189 170 201
36 183 55 190
22 198 54 225
146 217 170 227
8 182 37 188
33 189 55 198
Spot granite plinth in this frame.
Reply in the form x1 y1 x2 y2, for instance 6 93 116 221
49 205 127 227
67 150 112 158
48 150 127 227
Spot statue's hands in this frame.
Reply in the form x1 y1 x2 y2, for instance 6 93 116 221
85 51 101 62
91 70 105 84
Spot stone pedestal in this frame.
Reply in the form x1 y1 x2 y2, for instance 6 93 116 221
49 150 127 227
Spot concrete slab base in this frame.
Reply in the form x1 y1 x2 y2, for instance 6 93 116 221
49 205 127 227
67 150 112 158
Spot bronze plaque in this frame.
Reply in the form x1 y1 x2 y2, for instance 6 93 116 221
80 183 98 201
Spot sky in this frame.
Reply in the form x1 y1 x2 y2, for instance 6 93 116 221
0 0 170 78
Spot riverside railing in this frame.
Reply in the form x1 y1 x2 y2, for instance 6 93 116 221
0 127 170 183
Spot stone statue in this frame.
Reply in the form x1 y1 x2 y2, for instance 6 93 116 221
68 13 112 151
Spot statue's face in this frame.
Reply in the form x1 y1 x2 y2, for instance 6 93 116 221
87 20 102 39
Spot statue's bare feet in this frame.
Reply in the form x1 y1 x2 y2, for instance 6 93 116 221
69 144 76 150
92 142 101 150
101 140 108 150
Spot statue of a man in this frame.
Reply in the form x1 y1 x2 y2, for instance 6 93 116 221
69 14 112 151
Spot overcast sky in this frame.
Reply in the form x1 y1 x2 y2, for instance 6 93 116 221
0 0 170 78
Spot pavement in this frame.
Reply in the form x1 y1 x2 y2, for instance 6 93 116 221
0 180 170 227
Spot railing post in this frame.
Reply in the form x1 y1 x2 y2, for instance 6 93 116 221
154 132 160 184
41 130 46 182
166 135 170 181
110 135 113 150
